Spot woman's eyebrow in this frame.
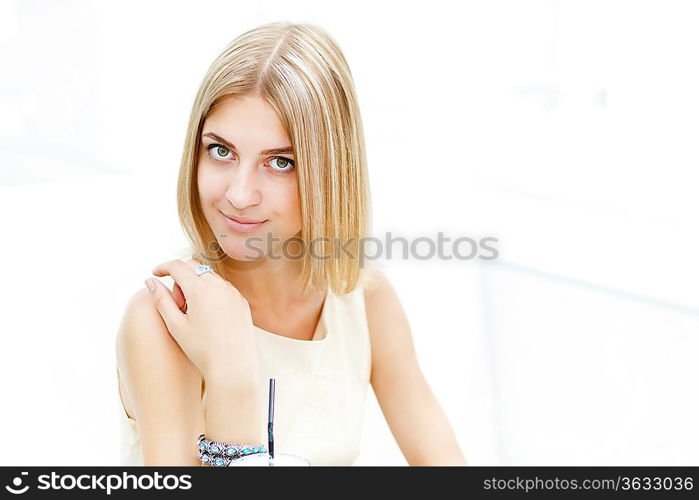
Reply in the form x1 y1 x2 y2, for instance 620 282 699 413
201 132 294 155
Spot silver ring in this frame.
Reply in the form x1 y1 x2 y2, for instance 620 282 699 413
195 264 214 277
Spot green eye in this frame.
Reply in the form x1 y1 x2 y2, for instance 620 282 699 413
208 144 232 160
270 156 295 172
206 144 295 173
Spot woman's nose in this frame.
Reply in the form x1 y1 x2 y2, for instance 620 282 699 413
225 163 262 209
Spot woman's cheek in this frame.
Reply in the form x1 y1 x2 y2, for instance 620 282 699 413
197 166 220 202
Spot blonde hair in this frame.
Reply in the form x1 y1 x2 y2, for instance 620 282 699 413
176 21 372 296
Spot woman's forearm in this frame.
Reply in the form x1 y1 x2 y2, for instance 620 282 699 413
203 369 263 447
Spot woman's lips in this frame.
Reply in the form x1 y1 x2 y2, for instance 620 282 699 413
221 212 268 233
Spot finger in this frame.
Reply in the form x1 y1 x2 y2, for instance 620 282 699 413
173 281 187 313
183 260 240 298
183 258 220 283
151 259 201 296
145 278 185 333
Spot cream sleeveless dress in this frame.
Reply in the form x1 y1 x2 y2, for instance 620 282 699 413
116 265 372 466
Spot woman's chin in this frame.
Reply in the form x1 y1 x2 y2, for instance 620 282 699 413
219 242 267 261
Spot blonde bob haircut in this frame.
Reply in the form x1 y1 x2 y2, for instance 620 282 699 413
176 21 372 296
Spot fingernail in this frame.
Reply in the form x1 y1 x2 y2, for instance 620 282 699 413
145 279 155 293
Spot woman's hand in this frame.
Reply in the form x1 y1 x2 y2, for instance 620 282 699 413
144 259 259 384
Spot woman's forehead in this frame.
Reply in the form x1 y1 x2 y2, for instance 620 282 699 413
204 96 290 146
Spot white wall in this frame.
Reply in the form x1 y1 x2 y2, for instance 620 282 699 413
1 0 698 465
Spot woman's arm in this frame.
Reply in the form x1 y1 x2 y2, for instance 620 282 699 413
116 288 203 465
363 269 467 466
116 288 261 466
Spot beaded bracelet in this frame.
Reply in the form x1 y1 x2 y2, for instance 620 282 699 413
197 433 268 467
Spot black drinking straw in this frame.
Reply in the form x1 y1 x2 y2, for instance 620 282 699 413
267 378 275 463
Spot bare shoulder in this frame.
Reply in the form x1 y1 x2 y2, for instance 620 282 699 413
116 285 200 386
115 286 203 464
361 266 401 312
360 266 420 392
115 287 189 402
360 266 410 341
361 265 393 298
115 287 180 365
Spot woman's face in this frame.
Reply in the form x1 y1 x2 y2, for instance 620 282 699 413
197 94 301 261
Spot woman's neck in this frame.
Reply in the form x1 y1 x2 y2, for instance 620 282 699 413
220 256 314 313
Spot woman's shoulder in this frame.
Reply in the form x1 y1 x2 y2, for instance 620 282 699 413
359 264 407 327
356 266 401 333
118 246 194 317
116 287 170 363
116 256 204 419
116 247 194 355
358 266 416 373
358 264 391 297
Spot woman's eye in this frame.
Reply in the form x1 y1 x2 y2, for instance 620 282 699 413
206 144 295 172
207 144 233 160
270 156 295 172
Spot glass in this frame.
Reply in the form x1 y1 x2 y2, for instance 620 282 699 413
227 452 310 466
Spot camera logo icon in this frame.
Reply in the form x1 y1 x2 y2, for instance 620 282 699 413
5 472 29 495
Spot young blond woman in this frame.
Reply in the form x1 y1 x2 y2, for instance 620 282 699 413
115 21 466 466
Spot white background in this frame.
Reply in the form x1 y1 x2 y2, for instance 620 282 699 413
1 0 698 465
